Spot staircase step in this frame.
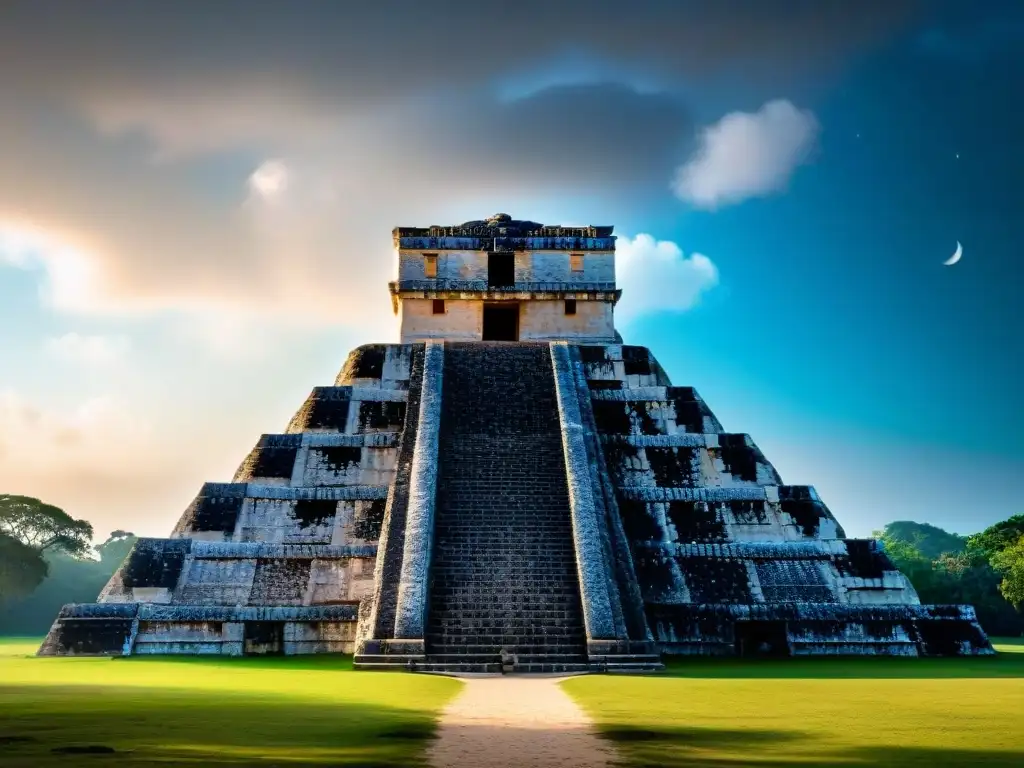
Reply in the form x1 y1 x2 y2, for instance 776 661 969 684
425 344 588 670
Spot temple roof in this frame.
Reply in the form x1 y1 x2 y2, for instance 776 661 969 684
394 212 614 239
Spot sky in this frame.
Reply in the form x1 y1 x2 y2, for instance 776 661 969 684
0 0 1021 541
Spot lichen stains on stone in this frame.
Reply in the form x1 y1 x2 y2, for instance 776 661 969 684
592 401 632 434
617 499 662 543
716 435 759 482
319 446 362 472
586 379 623 391
781 500 825 537
186 494 245 535
122 540 189 590
358 401 407 431
352 499 386 542
290 499 337 528
341 344 387 381
665 501 727 543
646 447 697 487
677 559 753 603
726 500 769 525
841 539 896 579
249 559 312 606
239 444 299 480
578 345 608 364
621 346 652 376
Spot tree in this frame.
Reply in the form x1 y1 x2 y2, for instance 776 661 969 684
0 495 94 602
992 536 1024 610
966 515 1024 560
876 525 1024 636
0 533 50 600
881 521 966 560
0 530 137 633
0 495 94 556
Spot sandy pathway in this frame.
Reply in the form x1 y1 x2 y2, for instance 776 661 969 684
427 676 616 768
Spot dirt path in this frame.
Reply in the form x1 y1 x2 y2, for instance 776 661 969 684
428 676 616 768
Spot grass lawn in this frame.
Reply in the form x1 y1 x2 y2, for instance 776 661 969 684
564 638 1024 767
0 637 461 767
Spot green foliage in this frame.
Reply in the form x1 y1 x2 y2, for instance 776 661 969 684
0 533 49 601
881 520 966 559
0 495 93 557
992 536 1024 609
877 523 1024 637
0 531 137 632
967 515 1024 559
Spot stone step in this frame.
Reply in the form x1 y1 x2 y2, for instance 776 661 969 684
428 626 585 636
427 643 586 655
425 631 583 643
427 653 586 664
426 343 588 668
427 610 582 620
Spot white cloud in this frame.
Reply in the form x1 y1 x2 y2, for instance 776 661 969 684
615 233 719 320
672 99 819 209
45 332 130 365
248 159 290 200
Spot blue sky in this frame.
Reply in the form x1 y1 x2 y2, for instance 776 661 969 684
0 1 1020 539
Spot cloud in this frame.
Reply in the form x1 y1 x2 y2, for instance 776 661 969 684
672 99 820 209
615 233 719 320
0 2 923 111
0 82 695 336
45 332 130 365
248 160 290 200
0 0 925 335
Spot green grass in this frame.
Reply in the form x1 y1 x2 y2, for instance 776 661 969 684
564 638 1024 767
0 637 461 767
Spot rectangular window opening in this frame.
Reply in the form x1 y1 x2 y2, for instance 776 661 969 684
564 299 577 315
432 299 445 315
487 252 515 287
570 253 585 273
424 253 438 278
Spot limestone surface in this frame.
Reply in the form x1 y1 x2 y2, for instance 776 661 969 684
39 216 992 664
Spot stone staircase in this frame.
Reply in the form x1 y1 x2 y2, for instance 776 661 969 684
422 343 590 674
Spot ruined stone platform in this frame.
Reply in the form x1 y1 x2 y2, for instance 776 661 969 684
39 342 991 664
40 214 992 667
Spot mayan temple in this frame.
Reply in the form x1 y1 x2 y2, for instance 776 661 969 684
40 213 992 671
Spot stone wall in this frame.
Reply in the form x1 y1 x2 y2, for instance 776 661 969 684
39 343 418 657
398 297 615 343
397 249 615 284
581 343 992 657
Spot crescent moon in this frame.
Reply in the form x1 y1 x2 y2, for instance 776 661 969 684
944 241 962 266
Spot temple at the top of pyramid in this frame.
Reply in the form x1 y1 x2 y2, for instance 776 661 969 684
38 214 993 670
389 212 620 344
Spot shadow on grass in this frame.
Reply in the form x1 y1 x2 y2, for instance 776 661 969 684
596 723 1024 767
660 652 1024 680
0 683 439 767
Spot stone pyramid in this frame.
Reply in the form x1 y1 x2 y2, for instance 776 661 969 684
40 214 992 671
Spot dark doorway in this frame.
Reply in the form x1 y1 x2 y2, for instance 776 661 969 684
734 620 791 658
482 304 519 341
488 252 515 287
244 621 285 655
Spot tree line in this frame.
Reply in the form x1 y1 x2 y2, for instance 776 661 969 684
1 494 1022 637
877 517 1024 636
